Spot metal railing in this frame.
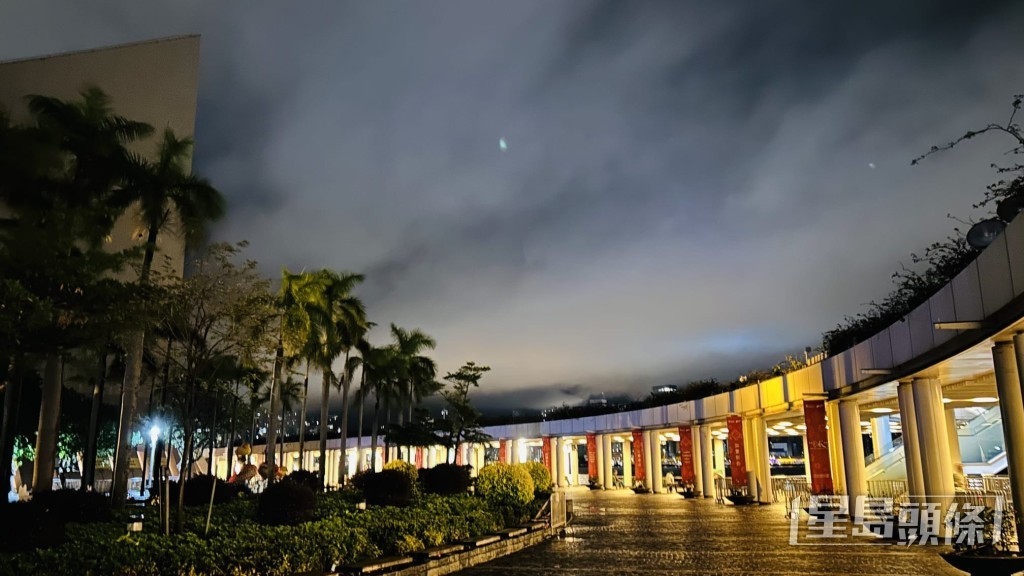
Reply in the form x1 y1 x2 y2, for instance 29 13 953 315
867 479 907 499
772 476 809 503
549 491 568 535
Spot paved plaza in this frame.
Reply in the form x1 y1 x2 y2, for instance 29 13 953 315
462 490 963 576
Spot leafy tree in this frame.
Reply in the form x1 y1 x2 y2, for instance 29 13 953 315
112 127 224 506
437 362 491 463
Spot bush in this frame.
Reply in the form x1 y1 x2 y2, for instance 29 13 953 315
361 469 415 508
170 474 249 507
257 480 316 526
476 463 533 508
286 469 323 492
31 489 111 524
349 469 372 492
418 463 471 495
0 502 65 553
517 462 552 495
383 460 418 484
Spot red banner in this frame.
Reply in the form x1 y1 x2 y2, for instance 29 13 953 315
415 447 424 468
678 425 695 484
727 415 747 488
631 430 646 481
455 444 464 466
586 433 598 478
498 439 508 463
803 400 834 495
542 436 552 474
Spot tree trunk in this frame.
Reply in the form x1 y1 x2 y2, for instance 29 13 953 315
370 394 380 472
83 349 107 490
176 412 195 533
225 381 240 481
318 369 330 486
265 340 284 483
207 391 220 477
338 354 352 484
278 400 286 472
0 356 23 497
355 388 364 472
298 362 309 469
384 398 391 464
112 328 145 506
33 354 63 494
112 230 159 506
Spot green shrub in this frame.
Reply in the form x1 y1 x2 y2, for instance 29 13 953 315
258 480 316 526
32 489 112 524
476 463 534 508
517 462 552 495
169 474 249 507
419 463 471 495
362 469 415 507
0 502 65 553
286 469 323 492
383 460 418 484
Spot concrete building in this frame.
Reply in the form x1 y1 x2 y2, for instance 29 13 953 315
0 35 202 278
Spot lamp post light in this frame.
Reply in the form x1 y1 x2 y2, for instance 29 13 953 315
148 424 160 491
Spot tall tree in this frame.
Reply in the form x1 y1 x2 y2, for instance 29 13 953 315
438 362 491 463
1 89 149 494
112 127 224 505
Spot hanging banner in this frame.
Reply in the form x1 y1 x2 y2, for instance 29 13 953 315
455 444 464 466
498 439 508 464
678 425 695 484
803 399 834 495
542 436 552 474
631 430 646 481
586 433 598 479
727 415 747 488
415 447 424 468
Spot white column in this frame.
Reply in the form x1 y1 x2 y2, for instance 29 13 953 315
692 426 704 496
622 439 632 488
802 433 812 483
427 446 437 468
602 434 614 490
548 438 558 484
755 416 773 502
911 378 955 497
555 437 567 488
996 339 1024 517
699 426 713 498
870 415 893 458
945 409 963 480
651 431 664 493
595 435 605 488
642 430 654 490
838 400 867 512
826 400 846 494
897 382 925 498
565 438 573 483
713 437 725 475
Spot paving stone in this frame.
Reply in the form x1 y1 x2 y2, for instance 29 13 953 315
458 490 964 575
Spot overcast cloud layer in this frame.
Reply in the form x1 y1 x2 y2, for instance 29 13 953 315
3 1 1024 410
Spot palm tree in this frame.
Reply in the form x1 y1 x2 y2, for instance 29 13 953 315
11 89 153 495
361 344 399 472
111 128 223 504
309 270 366 486
266 270 329 482
389 324 438 424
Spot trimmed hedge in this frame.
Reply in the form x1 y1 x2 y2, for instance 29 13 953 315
360 469 415 508
476 463 534 508
257 480 316 526
419 464 471 495
517 462 552 495
285 469 323 492
383 460 418 485
169 474 249 507
0 493 506 576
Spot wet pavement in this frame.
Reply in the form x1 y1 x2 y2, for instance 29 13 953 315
460 489 964 575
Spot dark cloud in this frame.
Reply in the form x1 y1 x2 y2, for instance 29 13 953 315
3 0 1024 409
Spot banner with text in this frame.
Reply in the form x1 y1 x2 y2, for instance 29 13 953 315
803 399 834 494
632 430 646 481
727 415 747 488
587 433 598 479
678 425 695 484
542 437 552 474
498 439 508 464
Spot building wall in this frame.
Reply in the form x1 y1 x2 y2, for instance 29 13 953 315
0 35 202 278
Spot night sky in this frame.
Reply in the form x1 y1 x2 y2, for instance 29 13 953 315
2 1 1023 410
